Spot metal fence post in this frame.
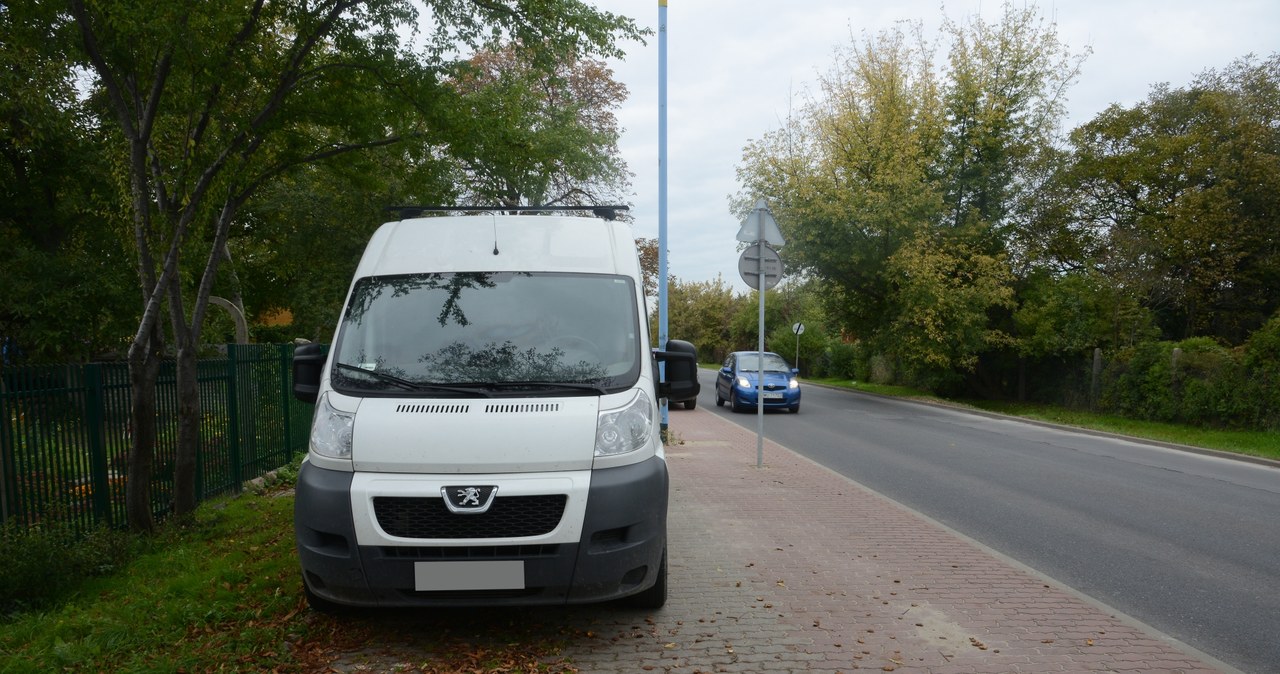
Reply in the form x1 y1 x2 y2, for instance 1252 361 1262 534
0 373 11 524
280 345 293 455
1090 347 1103 411
226 344 243 489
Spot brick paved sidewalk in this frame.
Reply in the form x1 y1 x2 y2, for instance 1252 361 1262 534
556 408 1234 673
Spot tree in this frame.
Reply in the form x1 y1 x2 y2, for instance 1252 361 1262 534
65 0 642 532
736 21 944 341
937 4 1087 251
447 43 633 208
636 237 661 300
884 231 1015 388
0 1 137 363
232 144 457 343
737 4 1089 391
666 276 744 363
1064 54 1280 343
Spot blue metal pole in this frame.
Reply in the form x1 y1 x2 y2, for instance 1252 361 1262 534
658 0 669 432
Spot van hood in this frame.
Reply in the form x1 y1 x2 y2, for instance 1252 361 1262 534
350 396 600 473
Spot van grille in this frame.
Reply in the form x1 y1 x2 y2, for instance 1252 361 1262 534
379 544 560 560
373 495 567 539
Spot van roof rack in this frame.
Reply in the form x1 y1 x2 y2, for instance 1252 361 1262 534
386 205 630 221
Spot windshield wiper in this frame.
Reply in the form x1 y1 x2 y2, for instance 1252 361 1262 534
334 363 492 397
487 381 611 395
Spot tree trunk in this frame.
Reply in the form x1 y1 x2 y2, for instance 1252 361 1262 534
125 322 164 534
171 341 200 519
168 259 200 520
220 241 247 320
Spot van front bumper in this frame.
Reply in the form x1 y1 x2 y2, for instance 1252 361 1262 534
294 456 668 607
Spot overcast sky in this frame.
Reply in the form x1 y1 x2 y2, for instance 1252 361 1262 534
586 0 1280 293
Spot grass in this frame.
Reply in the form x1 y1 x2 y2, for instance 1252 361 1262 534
0 467 583 674
0 485 306 673
806 376 1280 462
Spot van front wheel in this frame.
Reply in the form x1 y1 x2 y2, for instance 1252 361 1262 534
626 548 667 609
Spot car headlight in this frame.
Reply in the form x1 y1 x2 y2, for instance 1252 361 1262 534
789 378 799 389
595 390 654 457
737 376 751 388
310 393 354 459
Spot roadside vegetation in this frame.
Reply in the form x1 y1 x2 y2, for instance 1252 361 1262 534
0 469 303 673
0 461 581 674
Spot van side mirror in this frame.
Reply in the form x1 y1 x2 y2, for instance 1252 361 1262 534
654 339 700 402
292 343 325 403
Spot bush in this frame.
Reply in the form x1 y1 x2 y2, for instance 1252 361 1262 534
823 341 863 380
1243 313 1280 429
1099 336 1269 429
1103 340 1188 421
0 522 139 617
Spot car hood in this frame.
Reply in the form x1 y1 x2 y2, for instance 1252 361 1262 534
738 371 793 387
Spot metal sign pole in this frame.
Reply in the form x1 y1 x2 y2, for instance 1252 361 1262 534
657 0 669 434
735 200 784 470
757 253 765 468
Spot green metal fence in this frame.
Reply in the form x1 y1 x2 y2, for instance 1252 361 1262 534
0 344 317 531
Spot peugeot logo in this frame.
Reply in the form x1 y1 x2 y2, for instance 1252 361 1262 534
442 485 497 514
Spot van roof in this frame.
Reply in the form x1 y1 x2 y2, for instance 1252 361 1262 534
354 214 640 279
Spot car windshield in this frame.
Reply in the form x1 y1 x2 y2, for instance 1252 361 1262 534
332 272 641 393
737 353 792 373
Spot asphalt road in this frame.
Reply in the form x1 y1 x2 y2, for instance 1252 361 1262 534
690 369 1280 673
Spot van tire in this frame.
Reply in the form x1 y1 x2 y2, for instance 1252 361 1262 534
626 548 667 609
683 398 697 410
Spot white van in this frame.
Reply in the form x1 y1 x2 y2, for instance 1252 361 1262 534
290 208 699 610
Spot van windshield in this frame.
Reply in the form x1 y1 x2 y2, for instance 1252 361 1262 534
332 272 642 395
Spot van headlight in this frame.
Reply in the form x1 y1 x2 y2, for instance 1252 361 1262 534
595 390 654 457
310 393 354 460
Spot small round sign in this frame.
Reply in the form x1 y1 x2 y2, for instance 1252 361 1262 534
738 244 783 290
792 322 805 335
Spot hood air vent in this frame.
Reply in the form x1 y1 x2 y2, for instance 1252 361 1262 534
485 403 560 414
395 404 470 414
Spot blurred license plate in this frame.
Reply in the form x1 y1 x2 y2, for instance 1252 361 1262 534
414 561 524 591
764 392 784 400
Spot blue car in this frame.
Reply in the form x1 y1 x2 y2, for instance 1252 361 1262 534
715 351 801 413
